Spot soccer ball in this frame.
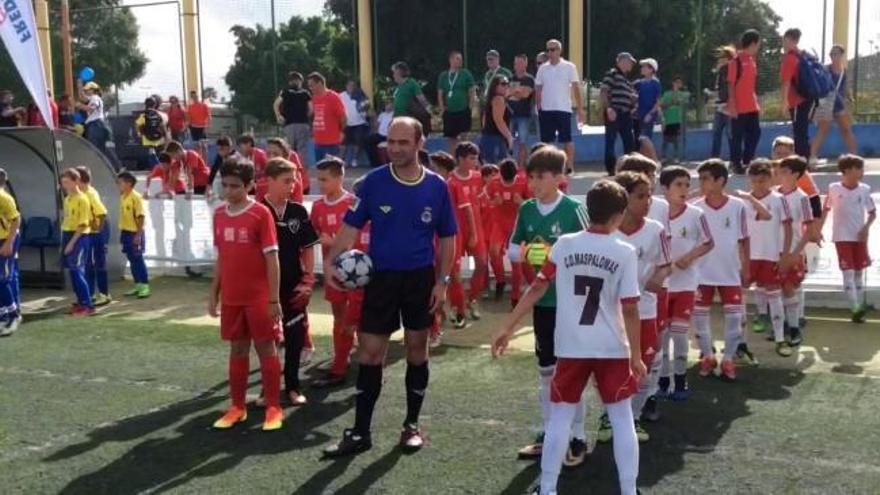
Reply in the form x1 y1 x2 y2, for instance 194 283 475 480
333 249 373 289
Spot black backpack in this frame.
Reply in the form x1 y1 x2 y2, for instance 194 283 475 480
142 109 165 141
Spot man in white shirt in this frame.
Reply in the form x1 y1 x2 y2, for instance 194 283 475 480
341 80 369 168
535 39 586 174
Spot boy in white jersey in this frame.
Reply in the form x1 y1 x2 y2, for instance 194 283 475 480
774 156 815 344
493 180 645 495
745 160 793 356
691 160 762 381
821 154 876 322
657 166 712 399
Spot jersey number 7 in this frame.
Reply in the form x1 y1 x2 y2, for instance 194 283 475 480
574 275 604 325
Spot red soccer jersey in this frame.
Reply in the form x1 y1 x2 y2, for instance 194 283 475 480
176 150 210 188
242 148 269 180
354 222 371 251
311 90 345 146
478 187 493 238
780 50 805 108
728 52 760 114
447 169 484 241
289 151 310 193
488 174 529 228
213 201 279 306
310 192 356 256
149 164 186 194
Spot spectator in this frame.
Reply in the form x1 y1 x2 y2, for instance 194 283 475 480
780 28 813 160
135 97 169 152
391 62 431 120
166 96 187 142
27 90 60 128
437 50 477 152
728 29 762 175
365 99 394 167
208 136 240 199
536 39 585 173
58 94 75 129
341 80 370 168
482 49 512 97
274 72 312 160
660 76 687 164
709 46 736 159
480 75 513 164
599 52 637 176
186 90 211 160
535 51 548 66
307 72 346 163
633 58 661 140
0 91 25 127
508 53 536 166
811 44 858 160
78 81 111 153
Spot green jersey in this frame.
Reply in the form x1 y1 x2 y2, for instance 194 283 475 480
510 194 589 307
393 77 423 116
661 89 688 125
437 69 476 112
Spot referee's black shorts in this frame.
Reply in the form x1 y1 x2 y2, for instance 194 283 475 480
361 266 435 335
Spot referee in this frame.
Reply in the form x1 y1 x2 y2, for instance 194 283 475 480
322 117 457 457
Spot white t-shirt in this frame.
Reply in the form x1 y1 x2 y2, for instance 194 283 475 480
341 92 367 127
542 229 640 359
666 203 712 291
694 195 749 286
776 186 814 253
535 59 580 113
746 191 791 262
824 182 876 242
618 218 670 320
86 94 104 123
377 111 393 136
649 196 670 233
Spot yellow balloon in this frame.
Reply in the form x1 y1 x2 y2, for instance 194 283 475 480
73 124 84 135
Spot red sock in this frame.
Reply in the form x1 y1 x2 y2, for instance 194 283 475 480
331 320 354 376
259 354 281 408
229 355 250 408
449 278 466 314
489 251 506 288
303 316 314 350
469 263 486 302
511 262 523 300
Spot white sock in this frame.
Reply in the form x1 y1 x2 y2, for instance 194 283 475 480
659 330 672 379
784 295 800 329
767 290 785 343
692 308 714 357
797 286 805 319
754 289 768 316
607 399 640 495
855 270 865 306
540 402 577 495
571 394 587 441
843 270 857 308
539 366 555 433
723 309 743 360
632 353 662 416
670 325 689 375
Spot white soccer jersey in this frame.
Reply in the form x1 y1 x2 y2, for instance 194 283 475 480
541 229 640 359
618 218 671 320
694 195 749 286
746 191 791 262
776 186 814 253
825 182 876 242
648 196 670 233
666 203 712 291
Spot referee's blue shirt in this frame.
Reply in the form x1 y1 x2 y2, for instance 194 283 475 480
345 164 457 271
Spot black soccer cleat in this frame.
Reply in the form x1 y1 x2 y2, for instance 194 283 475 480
322 428 372 458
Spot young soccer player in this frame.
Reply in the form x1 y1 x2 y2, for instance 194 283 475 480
75 166 111 306
165 141 209 197
0 168 21 336
691 159 762 381
822 154 876 322
116 171 150 298
238 134 268 195
310 156 361 387
430 152 468 328
265 137 306 202
60 168 95 317
745 159 793 356
507 146 590 463
262 157 319 404
597 171 670 444
493 179 646 495
488 158 528 307
447 141 489 322
480 164 502 299
657 166 712 395
208 160 284 431
145 152 187 198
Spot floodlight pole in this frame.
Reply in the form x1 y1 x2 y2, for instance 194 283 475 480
61 0 74 98
271 0 279 98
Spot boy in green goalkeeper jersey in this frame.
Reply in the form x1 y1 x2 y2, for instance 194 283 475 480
506 145 590 465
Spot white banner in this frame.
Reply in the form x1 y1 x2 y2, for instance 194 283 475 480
0 0 53 128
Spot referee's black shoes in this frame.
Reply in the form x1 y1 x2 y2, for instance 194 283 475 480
322 428 372 458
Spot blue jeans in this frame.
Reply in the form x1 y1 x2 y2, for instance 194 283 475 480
314 144 341 164
480 134 508 163
711 111 731 159
511 116 532 144
62 232 93 308
604 115 635 175
84 120 109 152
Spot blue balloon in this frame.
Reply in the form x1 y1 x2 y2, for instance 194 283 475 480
73 112 85 124
79 66 95 82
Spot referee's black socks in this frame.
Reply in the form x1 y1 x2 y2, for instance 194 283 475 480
354 363 382 437
405 361 430 427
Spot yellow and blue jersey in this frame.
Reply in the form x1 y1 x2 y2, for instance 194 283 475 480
0 189 20 240
84 185 107 232
119 190 145 233
62 192 92 234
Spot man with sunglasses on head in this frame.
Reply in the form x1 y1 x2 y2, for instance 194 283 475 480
535 39 585 175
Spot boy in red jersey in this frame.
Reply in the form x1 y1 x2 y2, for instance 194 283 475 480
238 134 268 193
429 151 460 337
165 141 210 196
480 164 502 299
209 159 284 431
488 158 528 306
145 152 188 198
266 138 306 201
310 157 360 388
447 141 489 324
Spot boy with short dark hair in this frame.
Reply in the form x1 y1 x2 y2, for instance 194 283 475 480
488 158 529 307
75 166 111 306
116 171 150 298
60 168 95 317
0 168 21 335
209 160 284 431
237 133 268 189
823 154 876 322
660 76 686 164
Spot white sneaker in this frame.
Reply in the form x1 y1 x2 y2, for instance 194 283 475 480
429 331 443 348
0 316 18 337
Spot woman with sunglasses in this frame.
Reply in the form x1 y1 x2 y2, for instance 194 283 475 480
480 75 514 164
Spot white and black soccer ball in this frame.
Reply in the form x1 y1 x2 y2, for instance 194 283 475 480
333 249 373 289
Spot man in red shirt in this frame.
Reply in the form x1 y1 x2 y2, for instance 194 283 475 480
186 90 211 159
780 28 812 160
307 72 346 163
727 29 762 175
209 160 284 431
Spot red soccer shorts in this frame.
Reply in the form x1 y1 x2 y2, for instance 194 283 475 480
490 221 515 247
344 289 365 329
221 304 280 343
640 319 658 369
667 290 696 322
835 241 871 271
324 284 349 304
656 288 669 331
551 357 639 405
749 260 781 287
696 285 743 307
457 232 487 258
779 256 806 287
